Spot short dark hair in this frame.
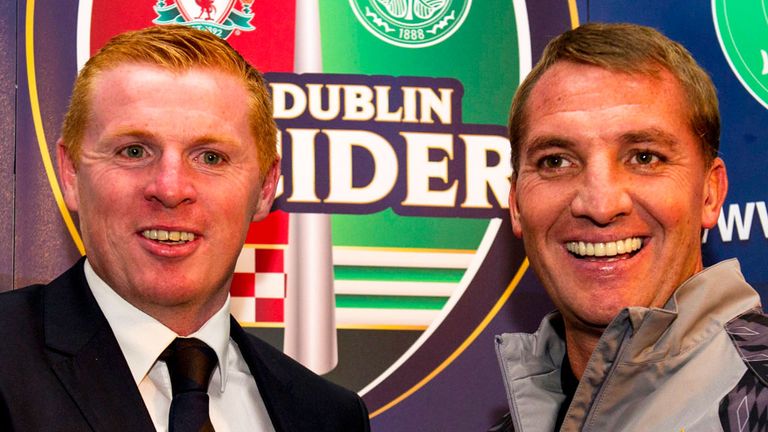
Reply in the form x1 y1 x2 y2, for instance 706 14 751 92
509 22 719 171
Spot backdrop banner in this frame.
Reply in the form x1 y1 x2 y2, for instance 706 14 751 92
5 1 765 430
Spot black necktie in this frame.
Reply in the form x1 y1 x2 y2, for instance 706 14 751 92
161 338 218 432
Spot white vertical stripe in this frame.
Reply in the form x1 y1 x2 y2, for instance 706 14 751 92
513 0 532 81
293 0 323 73
76 0 93 71
283 0 339 375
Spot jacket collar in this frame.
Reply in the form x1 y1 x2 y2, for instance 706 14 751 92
43 258 155 432
621 259 758 362
497 259 758 369
495 259 759 431
229 318 297 432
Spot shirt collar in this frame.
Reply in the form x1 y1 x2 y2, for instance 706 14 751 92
84 259 231 392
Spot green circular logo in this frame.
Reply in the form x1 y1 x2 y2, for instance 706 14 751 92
713 0 768 109
350 0 472 48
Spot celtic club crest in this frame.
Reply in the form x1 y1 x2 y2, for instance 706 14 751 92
713 0 768 110
153 0 255 39
350 0 472 48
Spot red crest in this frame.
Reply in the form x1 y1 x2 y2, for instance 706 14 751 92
175 0 237 24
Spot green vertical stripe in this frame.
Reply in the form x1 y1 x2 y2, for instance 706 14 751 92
319 3 520 125
319 2 521 256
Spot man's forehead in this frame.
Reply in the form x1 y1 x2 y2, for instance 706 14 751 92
522 63 690 137
91 61 235 83
83 63 253 139
529 62 677 110
85 62 250 114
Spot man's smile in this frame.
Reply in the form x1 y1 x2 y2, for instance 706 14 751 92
141 229 197 245
565 237 643 258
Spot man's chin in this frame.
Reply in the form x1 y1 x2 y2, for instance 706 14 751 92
564 307 626 333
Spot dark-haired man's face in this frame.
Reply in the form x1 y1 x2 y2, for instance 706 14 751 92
509 61 727 333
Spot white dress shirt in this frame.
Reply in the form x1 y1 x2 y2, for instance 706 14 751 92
85 260 276 432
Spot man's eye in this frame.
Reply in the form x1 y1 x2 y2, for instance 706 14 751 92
631 151 660 165
120 145 145 158
200 151 223 165
539 155 571 169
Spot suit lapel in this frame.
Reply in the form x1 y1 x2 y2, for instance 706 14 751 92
230 318 300 432
44 259 156 432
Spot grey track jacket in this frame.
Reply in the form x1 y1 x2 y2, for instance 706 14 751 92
496 260 764 431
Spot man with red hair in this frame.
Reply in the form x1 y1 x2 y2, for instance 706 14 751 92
0 25 370 432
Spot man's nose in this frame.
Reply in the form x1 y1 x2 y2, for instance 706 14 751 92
144 154 197 208
569 162 632 225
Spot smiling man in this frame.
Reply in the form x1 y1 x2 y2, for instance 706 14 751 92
0 26 369 431
494 23 767 431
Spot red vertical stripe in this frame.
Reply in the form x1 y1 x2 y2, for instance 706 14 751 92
228 1 296 73
89 2 296 72
89 3 157 54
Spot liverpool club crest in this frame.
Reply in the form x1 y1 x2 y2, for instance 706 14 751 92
153 0 256 39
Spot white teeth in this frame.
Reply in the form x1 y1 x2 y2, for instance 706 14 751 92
594 243 606 257
566 237 643 257
142 229 195 243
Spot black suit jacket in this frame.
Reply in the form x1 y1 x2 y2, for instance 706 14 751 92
0 259 370 431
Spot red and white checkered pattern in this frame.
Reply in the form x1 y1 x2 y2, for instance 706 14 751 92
230 211 288 324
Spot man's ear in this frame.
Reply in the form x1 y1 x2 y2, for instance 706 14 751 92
56 139 80 212
701 157 728 229
252 158 282 222
508 174 523 238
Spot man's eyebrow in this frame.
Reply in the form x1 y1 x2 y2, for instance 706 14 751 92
101 129 241 146
102 128 155 142
523 136 575 158
192 134 242 147
619 128 679 147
